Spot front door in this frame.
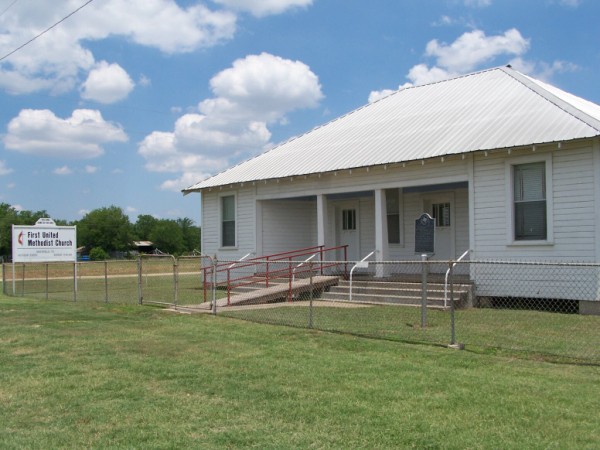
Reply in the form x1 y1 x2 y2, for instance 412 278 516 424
423 194 455 260
336 201 360 262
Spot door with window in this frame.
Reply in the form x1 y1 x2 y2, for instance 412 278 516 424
336 202 360 262
422 194 454 260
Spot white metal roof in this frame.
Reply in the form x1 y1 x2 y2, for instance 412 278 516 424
183 66 600 193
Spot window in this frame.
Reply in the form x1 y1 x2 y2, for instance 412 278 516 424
513 162 546 240
221 195 236 247
386 189 400 244
342 209 356 231
432 203 451 227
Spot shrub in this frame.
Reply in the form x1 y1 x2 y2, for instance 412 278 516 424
89 247 109 261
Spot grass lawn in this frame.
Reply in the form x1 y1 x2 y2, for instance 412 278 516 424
1 295 599 449
223 301 600 364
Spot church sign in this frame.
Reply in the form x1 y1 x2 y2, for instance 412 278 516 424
12 218 77 263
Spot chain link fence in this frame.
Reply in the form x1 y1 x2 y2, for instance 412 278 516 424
1 255 205 306
2 256 599 364
205 258 599 365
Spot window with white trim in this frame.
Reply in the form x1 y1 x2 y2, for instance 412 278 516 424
342 209 356 231
221 195 236 247
432 202 451 227
513 162 546 240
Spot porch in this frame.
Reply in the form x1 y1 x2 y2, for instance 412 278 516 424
256 181 470 269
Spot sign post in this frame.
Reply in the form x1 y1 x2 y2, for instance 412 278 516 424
415 213 435 328
11 218 77 295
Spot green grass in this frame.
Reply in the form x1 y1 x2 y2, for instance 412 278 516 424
1 295 599 448
222 301 600 364
3 270 207 305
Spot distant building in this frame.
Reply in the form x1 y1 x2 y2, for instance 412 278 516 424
131 241 155 254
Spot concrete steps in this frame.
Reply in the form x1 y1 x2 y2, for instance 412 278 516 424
222 274 473 310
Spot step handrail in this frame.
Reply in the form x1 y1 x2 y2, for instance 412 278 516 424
444 249 471 308
349 250 375 303
292 254 317 283
228 252 254 269
290 254 317 300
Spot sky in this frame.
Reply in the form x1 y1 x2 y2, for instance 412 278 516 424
0 0 599 225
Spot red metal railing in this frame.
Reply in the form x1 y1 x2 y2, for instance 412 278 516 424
202 245 348 305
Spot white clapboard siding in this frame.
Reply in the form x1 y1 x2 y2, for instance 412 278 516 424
201 187 257 261
261 199 317 256
473 143 596 261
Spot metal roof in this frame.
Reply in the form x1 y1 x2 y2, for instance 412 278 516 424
183 66 600 193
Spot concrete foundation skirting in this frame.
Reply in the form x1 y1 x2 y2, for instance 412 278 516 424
579 300 600 316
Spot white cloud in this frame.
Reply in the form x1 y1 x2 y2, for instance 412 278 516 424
214 0 313 17
126 206 138 214
84 165 98 174
78 209 90 216
12 204 24 212
54 166 73 175
139 52 323 191
139 74 151 87
4 109 128 158
0 160 13 175
425 29 529 73
557 0 581 6
464 0 492 7
508 57 579 81
370 28 533 102
81 61 135 104
368 89 396 103
0 0 236 95
0 1 317 97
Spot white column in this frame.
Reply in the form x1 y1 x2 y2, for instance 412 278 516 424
255 200 263 256
374 189 389 277
317 194 328 247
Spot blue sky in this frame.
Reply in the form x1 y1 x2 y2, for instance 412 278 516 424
0 0 598 225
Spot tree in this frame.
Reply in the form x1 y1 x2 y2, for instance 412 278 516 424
0 203 55 258
76 206 133 254
134 214 158 241
149 220 184 255
177 217 200 252
0 203 18 257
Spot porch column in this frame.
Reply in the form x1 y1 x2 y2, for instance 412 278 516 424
255 200 263 256
374 189 389 277
317 194 328 247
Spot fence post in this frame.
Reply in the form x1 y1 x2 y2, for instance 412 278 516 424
203 266 207 303
309 261 314 329
21 263 25 297
212 255 217 315
288 257 293 302
137 256 143 305
173 256 178 307
266 257 270 288
447 261 464 350
421 254 428 328
104 261 108 303
73 262 77 302
45 263 49 301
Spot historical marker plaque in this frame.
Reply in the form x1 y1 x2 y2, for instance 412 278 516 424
415 213 435 254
